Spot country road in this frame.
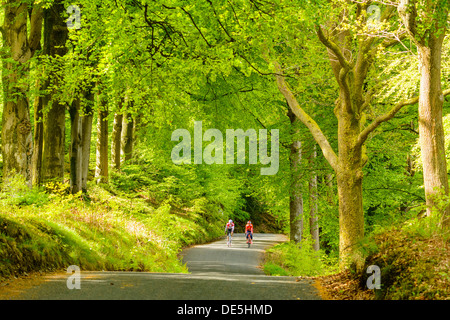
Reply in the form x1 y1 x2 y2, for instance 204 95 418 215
0 233 322 300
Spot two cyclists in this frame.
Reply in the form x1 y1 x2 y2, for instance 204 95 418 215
225 219 253 247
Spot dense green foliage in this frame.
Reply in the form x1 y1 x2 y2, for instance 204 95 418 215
0 0 449 299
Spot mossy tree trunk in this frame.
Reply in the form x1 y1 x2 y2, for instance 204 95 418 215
69 98 82 193
418 40 450 226
80 90 94 191
41 1 69 183
1 1 43 185
31 78 44 187
121 111 134 163
111 96 125 171
111 112 123 170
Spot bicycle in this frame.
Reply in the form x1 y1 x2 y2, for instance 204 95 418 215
226 230 233 247
225 220 235 247
246 232 253 248
227 236 232 247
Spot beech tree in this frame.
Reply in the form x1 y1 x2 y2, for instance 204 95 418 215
1 0 42 184
95 93 109 184
135 0 433 268
398 0 450 228
264 1 428 268
40 0 68 183
111 108 123 171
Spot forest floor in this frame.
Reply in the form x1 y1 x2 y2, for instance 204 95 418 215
314 225 449 300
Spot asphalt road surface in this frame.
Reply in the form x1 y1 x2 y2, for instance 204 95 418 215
1 233 322 300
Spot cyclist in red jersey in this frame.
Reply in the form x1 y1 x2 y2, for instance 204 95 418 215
245 221 253 244
225 219 234 246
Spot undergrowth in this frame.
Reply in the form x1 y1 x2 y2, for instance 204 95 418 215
355 214 450 300
263 238 338 277
318 213 450 300
0 166 227 281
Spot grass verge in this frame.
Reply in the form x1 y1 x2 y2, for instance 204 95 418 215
0 179 224 281
262 239 338 277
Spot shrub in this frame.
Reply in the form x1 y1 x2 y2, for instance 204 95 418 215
0 174 49 207
264 240 338 277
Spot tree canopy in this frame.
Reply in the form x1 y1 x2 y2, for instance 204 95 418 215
1 0 450 274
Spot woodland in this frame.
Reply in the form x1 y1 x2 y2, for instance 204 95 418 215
0 0 449 300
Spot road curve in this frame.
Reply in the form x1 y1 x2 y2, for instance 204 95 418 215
1 233 322 300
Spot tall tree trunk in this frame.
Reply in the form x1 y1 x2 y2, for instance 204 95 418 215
41 1 68 183
309 145 320 251
336 106 365 269
398 0 450 229
81 90 94 191
288 110 303 244
69 98 82 193
41 101 66 182
417 38 450 227
95 96 109 184
121 111 134 163
1 1 43 185
31 78 44 186
111 111 123 171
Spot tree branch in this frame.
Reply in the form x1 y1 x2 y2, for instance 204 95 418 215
398 0 419 45
357 89 450 147
273 61 339 172
316 25 351 71
180 7 212 48
28 4 43 55
357 96 419 147
206 0 235 42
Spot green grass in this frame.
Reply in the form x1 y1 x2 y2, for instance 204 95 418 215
0 175 226 281
263 240 338 277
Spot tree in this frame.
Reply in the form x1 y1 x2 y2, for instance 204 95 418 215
31 75 44 187
121 109 134 164
309 144 319 251
69 97 82 193
111 109 123 170
80 90 94 191
288 109 304 244
1 0 42 184
69 89 95 194
267 1 425 269
398 0 450 228
95 92 109 184
41 0 69 183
